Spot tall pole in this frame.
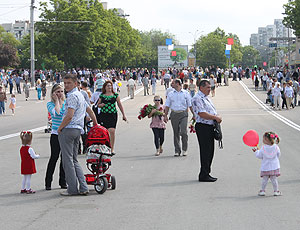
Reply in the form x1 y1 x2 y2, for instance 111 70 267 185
30 0 35 86
288 27 291 69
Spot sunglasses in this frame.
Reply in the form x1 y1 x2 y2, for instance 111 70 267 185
154 99 161 101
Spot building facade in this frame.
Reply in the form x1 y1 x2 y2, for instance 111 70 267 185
1 20 30 40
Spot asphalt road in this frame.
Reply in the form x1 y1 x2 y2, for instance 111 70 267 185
1 79 300 230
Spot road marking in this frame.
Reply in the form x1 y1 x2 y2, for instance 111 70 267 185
36 101 44 103
120 87 144 102
0 126 47 141
239 81 300 132
0 87 144 141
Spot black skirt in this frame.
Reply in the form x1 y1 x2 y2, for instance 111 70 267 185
98 112 118 129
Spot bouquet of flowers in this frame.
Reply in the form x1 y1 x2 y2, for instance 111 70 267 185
189 119 196 133
138 104 164 120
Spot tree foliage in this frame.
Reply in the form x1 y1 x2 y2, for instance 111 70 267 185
35 0 142 69
283 0 300 36
240 46 261 68
0 26 20 68
195 28 242 68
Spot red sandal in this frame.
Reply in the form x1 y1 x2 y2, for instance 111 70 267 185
20 189 27 194
26 189 36 194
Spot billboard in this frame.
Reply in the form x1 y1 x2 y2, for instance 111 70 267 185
158 45 189 69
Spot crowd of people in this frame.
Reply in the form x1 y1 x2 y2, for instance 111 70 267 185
1 64 299 196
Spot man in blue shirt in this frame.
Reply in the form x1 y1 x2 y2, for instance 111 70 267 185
58 74 98 196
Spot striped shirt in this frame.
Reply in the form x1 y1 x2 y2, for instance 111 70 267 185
47 101 65 135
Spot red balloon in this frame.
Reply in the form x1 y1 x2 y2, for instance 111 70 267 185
243 130 259 147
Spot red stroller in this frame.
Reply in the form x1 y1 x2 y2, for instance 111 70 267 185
84 125 116 194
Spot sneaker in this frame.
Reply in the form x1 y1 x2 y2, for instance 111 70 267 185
274 191 282 196
174 152 180 157
182 151 188 156
258 190 265 196
20 189 27 194
60 191 77 196
159 146 163 153
26 189 36 194
155 150 160 156
79 191 89 196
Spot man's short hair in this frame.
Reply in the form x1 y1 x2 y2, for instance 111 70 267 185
199 79 210 88
64 74 77 82
174 79 181 85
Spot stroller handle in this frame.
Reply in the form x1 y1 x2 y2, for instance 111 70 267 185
89 150 113 157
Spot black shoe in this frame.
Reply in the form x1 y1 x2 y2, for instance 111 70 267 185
45 186 51 190
60 185 67 189
198 176 217 182
208 175 218 181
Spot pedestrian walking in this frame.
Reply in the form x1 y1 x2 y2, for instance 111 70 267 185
188 79 196 97
23 80 30 101
209 75 216 97
224 69 229 86
148 96 166 156
142 74 150 96
0 85 7 114
9 94 16 115
127 77 136 99
20 131 40 194
273 82 281 110
8 75 14 94
41 80 47 100
164 79 195 157
15 75 22 94
57 74 98 196
45 84 67 190
285 81 294 109
36 79 42 100
192 80 222 182
96 80 127 154
252 132 281 196
151 74 157 95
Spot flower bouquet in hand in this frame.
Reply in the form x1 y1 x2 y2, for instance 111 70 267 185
189 119 196 133
138 104 164 120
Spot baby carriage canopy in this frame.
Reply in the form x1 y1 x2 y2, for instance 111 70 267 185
86 125 111 148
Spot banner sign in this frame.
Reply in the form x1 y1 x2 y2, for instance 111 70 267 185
158 45 189 69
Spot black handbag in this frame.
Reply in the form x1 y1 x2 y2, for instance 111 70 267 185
213 120 223 149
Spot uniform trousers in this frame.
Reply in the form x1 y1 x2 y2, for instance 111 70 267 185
170 111 188 154
195 123 215 178
58 128 88 195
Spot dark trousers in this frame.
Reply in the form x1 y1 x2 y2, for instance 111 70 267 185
16 84 21 93
9 83 13 94
45 134 66 187
195 123 215 178
152 128 165 149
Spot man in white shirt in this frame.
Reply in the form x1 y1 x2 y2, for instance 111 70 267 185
232 66 237 81
164 79 195 157
127 77 136 99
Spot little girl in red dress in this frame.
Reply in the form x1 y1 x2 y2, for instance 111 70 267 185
20 131 40 194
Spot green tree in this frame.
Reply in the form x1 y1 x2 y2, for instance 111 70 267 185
137 30 177 68
0 40 20 68
194 28 242 68
241 46 261 68
283 0 300 36
170 48 187 63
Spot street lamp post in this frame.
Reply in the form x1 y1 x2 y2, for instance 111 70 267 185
189 30 203 67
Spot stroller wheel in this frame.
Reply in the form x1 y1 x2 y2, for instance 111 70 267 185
94 177 108 194
111 176 116 190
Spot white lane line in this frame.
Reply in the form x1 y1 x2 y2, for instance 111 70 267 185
0 87 144 141
239 81 300 132
120 87 143 102
35 101 44 103
0 126 47 141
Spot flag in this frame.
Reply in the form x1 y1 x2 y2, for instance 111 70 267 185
227 38 234 45
166 38 172 45
225 50 230 55
226 44 231 50
171 51 177 56
168 44 174 50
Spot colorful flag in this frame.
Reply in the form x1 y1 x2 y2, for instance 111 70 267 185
166 38 172 45
171 51 177 56
225 50 230 55
168 44 174 50
227 38 234 45
226 44 231 50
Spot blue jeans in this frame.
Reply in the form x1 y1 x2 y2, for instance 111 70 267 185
37 88 42 100
0 101 5 114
